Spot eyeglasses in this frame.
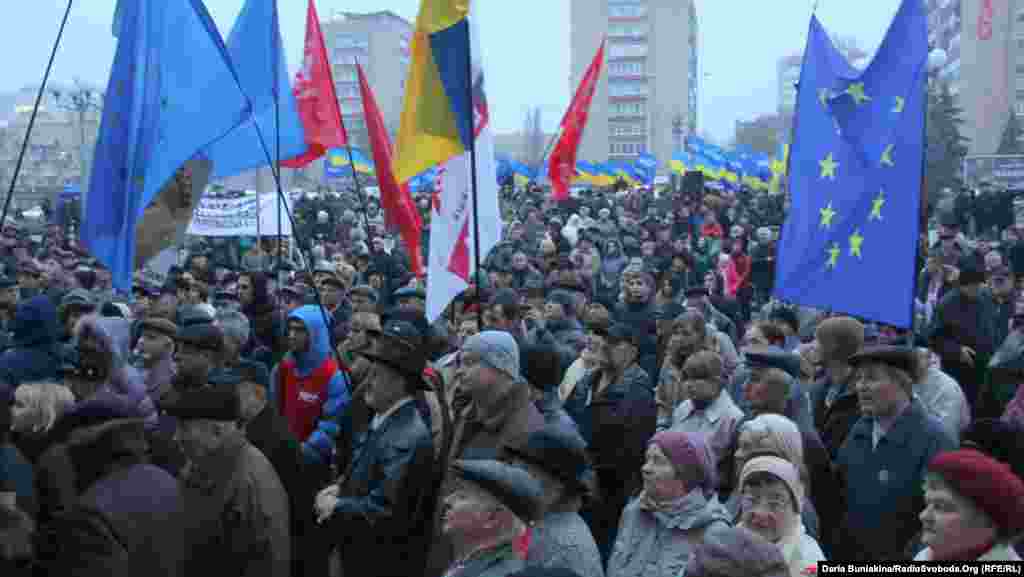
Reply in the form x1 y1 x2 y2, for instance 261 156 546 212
740 493 789 514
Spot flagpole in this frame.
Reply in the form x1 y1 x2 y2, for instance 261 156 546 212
225 1 344 365
274 2 283 285
0 0 73 228
344 143 378 252
464 20 484 331
348 59 376 252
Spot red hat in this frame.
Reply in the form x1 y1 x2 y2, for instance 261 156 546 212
929 449 1024 537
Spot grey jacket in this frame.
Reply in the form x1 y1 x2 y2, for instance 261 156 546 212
527 511 605 577
607 490 731 577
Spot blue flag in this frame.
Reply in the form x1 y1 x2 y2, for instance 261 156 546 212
204 0 306 179
84 0 249 291
773 0 926 328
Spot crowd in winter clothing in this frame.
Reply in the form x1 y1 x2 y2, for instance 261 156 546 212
0 180 1023 577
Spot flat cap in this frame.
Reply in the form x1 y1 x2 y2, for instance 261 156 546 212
161 387 239 421
138 316 178 340
848 345 918 377
743 346 803 380
175 323 224 352
452 459 544 524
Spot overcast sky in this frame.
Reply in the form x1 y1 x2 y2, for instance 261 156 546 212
5 0 900 143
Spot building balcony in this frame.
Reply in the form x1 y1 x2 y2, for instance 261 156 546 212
609 94 648 102
608 73 646 81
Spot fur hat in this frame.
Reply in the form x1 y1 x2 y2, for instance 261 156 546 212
814 316 865 362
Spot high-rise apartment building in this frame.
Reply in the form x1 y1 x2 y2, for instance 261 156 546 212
321 11 412 151
930 0 1021 155
776 40 866 118
569 0 699 168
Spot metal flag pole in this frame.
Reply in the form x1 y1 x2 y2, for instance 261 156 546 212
347 60 377 252
273 1 283 284
235 0 343 364
1 0 74 228
464 17 484 331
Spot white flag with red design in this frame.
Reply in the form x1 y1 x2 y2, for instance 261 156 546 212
425 13 501 323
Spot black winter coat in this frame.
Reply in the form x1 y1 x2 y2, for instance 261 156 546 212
325 400 438 577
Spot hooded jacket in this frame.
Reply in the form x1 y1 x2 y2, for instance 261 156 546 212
270 305 351 465
71 316 157 427
0 295 60 388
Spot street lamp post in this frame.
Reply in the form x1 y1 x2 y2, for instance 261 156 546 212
672 114 684 155
50 83 101 213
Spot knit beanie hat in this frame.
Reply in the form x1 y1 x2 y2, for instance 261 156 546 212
739 414 804 467
929 449 1024 538
462 331 522 381
686 525 789 577
650 431 717 493
739 456 804 515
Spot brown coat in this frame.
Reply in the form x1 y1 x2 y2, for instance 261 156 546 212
181 432 291 577
425 382 546 577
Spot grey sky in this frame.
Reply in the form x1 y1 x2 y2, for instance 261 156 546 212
7 0 900 143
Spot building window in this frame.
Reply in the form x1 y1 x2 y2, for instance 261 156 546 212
609 23 646 37
610 123 645 136
609 79 648 97
335 33 369 50
608 43 648 59
610 101 645 116
336 83 360 98
609 61 644 76
608 2 647 18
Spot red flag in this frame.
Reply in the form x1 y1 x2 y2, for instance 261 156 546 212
978 0 994 40
356 63 424 276
281 0 347 168
548 39 605 202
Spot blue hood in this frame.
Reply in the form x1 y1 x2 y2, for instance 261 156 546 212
12 295 58 349
288 305 332 376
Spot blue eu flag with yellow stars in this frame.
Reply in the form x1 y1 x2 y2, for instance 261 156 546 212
773 0 927 328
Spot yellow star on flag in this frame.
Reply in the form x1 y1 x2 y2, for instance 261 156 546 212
849 229 864 258
880 144 895 167
819 153 838 180
870 191 886 220
826 243 841 270
846 82 871 106
818 88 831 109
330 155 345 167
893 96 905 114
819 202 837 229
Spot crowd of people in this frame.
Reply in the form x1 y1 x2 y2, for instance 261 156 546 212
0 178 1023 577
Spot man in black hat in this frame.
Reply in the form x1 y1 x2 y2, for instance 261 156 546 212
173 323 224 391
165 388 291 576
832 345 957 562
563 322 656 561
505 425 604 577
318 274 351 343
313 317 439 577
441 460 545 577
928 255 1000 417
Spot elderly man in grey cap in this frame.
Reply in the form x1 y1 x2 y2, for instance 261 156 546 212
426 331 546 577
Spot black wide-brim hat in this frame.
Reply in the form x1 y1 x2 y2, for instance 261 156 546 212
359 318 428 384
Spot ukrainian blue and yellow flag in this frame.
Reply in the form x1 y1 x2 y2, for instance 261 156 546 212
670 151 692 175
393 1 472 183
324 147 374 178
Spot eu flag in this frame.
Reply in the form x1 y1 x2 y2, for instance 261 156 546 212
203 0 307 179
773 0 927 328
84 0 249 291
